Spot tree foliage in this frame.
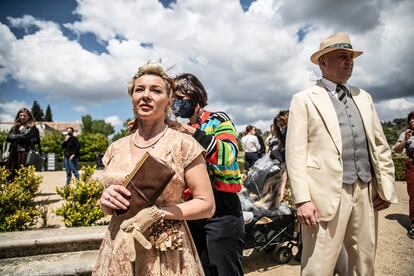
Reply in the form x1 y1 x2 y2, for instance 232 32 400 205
44 105 53 122
81 114 114 136
112 118 132 142
78 133 108 161
381 118 406 146
31 100 44 122
40 130 64 160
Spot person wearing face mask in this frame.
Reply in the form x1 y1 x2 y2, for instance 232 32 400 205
62 127 80 185
265 110 290 210
393 111 414 239
5 108 40 178
169 73 244 276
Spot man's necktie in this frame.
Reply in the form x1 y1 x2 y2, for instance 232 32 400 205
336 84 349 104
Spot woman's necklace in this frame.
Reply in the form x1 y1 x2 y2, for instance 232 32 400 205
133 126 168 149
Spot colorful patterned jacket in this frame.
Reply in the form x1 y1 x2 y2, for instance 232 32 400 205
191 110 242 193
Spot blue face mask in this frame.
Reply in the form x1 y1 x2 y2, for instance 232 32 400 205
172 99 196 118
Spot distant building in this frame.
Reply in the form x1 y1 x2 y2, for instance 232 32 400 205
0 121 81 136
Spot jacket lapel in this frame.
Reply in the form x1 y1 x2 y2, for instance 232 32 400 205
308 81 342 154
349 87 374 146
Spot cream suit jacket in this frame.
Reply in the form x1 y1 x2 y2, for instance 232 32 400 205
286 81 398 221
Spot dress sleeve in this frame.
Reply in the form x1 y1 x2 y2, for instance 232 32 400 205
181 135 206 169
102 143 115 167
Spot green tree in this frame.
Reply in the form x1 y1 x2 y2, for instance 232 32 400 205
31 100 44 122
112 118 132 142
381 117 406 145
78 133 109 162
81 115 114 136
40 130 64 160
44 105 53 122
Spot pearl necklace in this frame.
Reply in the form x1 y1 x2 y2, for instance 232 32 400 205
133 126 168 149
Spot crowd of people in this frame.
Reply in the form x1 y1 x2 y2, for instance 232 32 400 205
1 32 413 276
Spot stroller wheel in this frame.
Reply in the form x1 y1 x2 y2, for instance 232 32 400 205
272 246 292 264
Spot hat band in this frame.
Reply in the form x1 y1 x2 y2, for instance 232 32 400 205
325 43 353 50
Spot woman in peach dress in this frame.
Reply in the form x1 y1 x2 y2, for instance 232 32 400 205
92 62 215 276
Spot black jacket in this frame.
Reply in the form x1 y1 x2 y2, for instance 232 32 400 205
6 125 40 151
62 136 80 158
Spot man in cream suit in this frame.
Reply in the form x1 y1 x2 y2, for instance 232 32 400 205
286 33 398 275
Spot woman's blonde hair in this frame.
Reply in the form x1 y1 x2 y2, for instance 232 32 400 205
127 62 175 97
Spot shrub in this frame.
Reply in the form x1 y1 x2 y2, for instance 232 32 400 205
0 166 41 232
78 133 109 162
55 165 105 227
393 155 408 181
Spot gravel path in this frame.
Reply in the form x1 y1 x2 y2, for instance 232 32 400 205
36 171 414 275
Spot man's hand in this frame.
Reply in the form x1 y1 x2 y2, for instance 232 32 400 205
373 195 391 211
64 135 70 142
166 119 195 135
296 201 320 226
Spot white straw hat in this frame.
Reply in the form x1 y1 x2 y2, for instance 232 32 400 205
310 32 363 64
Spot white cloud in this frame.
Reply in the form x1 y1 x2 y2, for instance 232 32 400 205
0 100 29 122
375 97 414 121
104 115 122 127
0 0 413 127
73 105 88 113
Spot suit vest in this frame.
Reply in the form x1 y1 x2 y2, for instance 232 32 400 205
329 92 372 184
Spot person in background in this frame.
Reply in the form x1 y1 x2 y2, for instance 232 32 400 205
266 124 277 154
271 110 289 207
94 63 215 275
286 32 397 275
254 127 266 157
393 111 414 239
241 125 261 172
170 73 244 276
62 127 80 185
6 108 40 178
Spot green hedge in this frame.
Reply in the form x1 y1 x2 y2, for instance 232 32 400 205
393 155 408 181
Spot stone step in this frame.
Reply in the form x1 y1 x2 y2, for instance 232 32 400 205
0 226 107 259
0 249 98 276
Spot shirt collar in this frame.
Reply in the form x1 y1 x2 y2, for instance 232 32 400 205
321 77 350 96
190 110 210 128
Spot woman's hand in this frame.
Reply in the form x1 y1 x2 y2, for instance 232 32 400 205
100 185 131 214
405 128 413 141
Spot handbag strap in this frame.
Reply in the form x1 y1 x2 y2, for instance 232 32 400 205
37 142 42 155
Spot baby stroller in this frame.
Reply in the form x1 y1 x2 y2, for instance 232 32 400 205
240 155 300 264
244 210 299 264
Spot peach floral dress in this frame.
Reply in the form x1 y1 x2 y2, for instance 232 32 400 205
93 128 205 276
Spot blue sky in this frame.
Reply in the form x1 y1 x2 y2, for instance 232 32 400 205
1 0 413 132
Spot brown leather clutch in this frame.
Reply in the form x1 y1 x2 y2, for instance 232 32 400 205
109 152 175 239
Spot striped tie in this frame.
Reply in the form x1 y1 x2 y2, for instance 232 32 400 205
336 84 349 104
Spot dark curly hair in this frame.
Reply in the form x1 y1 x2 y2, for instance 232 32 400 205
174 73 208 107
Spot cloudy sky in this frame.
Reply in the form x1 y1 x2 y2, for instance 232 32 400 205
0 0 413 133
